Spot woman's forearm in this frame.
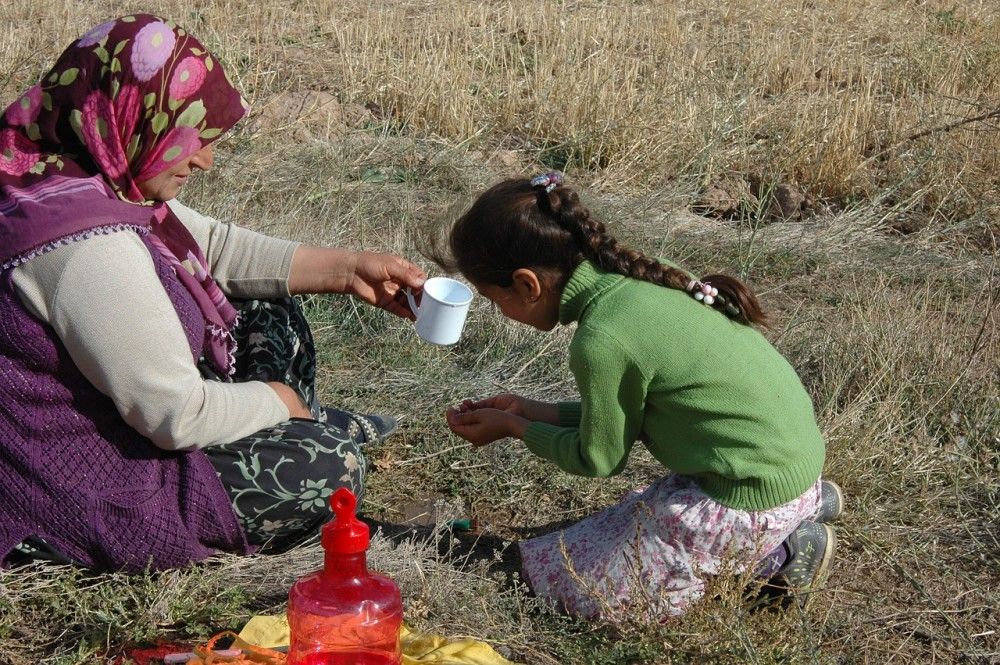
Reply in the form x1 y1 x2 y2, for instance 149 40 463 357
267 382 313 419
285 246 425 321
286 245 358 295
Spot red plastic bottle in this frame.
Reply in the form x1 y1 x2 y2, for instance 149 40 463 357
287 488 403 665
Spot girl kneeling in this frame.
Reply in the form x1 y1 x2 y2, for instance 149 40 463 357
441 174 837 619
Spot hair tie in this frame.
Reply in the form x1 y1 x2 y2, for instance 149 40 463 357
530 171 564 193
687 279 718 306
687 279 742 317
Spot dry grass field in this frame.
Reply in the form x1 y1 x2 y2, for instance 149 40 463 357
1 1 997 663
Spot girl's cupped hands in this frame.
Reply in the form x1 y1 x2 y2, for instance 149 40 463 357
452 393 561 426
445 403 528 446
452 393 525 417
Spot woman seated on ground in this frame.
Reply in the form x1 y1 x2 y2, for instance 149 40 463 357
0 15 425 571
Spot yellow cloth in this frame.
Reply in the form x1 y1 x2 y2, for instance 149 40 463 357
237 614 519 665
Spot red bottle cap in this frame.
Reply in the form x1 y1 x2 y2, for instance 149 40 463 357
321 487 370 554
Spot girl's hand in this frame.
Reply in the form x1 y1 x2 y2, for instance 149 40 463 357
455 393 526 417
455 393 561 425
445 407 527 446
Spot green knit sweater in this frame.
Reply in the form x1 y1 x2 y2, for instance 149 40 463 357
522 260 825 511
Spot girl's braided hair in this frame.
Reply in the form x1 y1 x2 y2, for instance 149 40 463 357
430 176 767 327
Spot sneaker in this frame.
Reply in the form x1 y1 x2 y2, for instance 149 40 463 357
769 520 836 604
816 479 844 523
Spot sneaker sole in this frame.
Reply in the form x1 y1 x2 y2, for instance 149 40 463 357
818 480 844 523
812 522 836 589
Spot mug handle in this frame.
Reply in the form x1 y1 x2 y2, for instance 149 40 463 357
405 287 420 319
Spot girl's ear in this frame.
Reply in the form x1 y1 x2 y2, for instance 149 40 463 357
511 268 543 302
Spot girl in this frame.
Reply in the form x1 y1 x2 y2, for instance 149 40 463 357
441 173 840 619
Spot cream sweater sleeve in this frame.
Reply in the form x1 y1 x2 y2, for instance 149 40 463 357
11 231 290 451
167 199 300 299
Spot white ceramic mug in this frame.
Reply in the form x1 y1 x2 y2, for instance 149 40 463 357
405 277 473 345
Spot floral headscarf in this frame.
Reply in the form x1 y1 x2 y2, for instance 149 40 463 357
0 15 250 377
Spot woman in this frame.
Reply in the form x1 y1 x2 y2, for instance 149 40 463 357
0 15 425 571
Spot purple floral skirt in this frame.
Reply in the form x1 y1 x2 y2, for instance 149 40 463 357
520 474 822 619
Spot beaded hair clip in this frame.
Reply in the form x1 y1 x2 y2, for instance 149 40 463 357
530 171 564 193
687 280 742 317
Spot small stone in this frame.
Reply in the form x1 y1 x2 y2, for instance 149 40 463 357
250 90 348 140
767 183 806 221
494 149 521 167
692 176 758 218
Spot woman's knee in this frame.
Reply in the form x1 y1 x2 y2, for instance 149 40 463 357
282 420 368 498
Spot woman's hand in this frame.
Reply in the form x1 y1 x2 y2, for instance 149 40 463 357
348 251 427 321
287 247 426 320
267 382 313 419
445 407 528 446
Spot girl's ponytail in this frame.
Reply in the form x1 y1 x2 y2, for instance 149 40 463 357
534 172 768 327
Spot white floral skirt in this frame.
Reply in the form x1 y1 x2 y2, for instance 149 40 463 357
520 474 822 619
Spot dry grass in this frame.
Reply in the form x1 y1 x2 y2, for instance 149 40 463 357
3 0 1000 226
1 1 998 663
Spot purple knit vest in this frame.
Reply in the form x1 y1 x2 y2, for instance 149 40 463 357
0 232 251 571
